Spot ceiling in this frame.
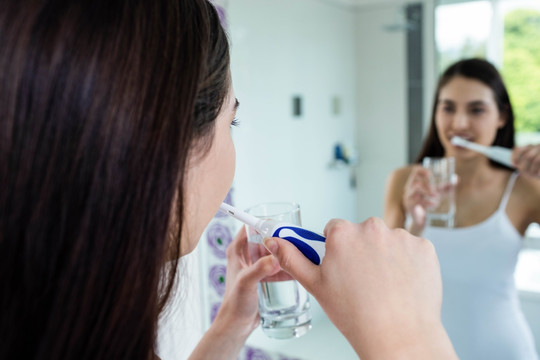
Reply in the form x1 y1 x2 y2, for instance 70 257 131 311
325 0 409 7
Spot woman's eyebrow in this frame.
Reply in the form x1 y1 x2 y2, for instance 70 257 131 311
234 98 240 111
467 100 487 106
437 99 455 105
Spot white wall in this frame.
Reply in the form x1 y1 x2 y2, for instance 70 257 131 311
229 0 358 232
351 0 436 221
354 4 408 222
157 251 203 360
228 0 359 358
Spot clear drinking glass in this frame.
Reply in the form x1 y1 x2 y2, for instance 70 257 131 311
244 202 312 339
422 157 456 228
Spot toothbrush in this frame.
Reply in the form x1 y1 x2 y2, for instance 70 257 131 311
451 136 514 168
218 202 326 265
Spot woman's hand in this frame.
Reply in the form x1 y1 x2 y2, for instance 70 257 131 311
264 218 457 360
213 228 282 336
513 144 540 178
189 228 282 360
402 166 437 234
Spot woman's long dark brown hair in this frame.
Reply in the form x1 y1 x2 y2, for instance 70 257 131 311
415 58 515 170
0 0 229 359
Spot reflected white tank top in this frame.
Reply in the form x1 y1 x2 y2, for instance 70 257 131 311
423 172 538 360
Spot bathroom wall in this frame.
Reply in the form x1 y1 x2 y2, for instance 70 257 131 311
353 4 408 222
229 0 358 231
228 0 360 358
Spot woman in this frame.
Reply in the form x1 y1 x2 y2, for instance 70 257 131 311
385 58 540 359
0 1 456 359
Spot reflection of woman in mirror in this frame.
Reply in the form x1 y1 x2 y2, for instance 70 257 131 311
385 58 540 360
1 1 458 359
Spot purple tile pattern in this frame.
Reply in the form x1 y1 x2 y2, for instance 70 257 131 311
244 347 272 360
210 302 221 324
208 264 227 296
206 222 233 259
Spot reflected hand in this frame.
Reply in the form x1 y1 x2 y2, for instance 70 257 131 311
513 145 540 178
403 165 437 232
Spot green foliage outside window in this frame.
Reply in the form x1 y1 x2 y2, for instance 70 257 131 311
502 9 540 133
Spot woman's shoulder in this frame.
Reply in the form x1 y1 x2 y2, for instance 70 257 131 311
385 164 418 199
515 173 540 200
387 164 417 185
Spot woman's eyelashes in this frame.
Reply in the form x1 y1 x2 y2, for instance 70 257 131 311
469 107 485 115
442 106 455 114
230 117 240 128
439 105 486 116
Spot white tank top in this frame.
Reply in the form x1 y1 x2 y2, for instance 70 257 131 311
423 172 538 360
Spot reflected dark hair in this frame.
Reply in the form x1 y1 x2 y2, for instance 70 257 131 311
415 58 515 169
0 0 229 359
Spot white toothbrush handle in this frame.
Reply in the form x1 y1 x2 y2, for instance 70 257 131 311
488 146 514 168
453 137 514 168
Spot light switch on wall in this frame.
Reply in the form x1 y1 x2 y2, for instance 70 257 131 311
332 96 341 116
292 95 302 117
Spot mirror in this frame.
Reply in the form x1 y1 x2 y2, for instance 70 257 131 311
157 1 540 359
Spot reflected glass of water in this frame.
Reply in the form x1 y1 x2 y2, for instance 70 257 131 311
422 157 456 228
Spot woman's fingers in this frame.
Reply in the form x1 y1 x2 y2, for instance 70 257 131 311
404 167 436 207
514 145 540 178
263 237 320 293
229 227 248 254
234 255 281 290
411 204 426 226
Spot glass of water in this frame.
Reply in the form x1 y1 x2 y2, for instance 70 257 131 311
422 157 456 228
244 202 312 339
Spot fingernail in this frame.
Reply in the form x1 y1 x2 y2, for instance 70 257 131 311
264 238 278 254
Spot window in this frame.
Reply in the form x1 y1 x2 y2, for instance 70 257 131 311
435 1 492 73
501 3 540 145
435 0 540 146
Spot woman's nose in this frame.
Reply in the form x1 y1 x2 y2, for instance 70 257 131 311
451 112 469 130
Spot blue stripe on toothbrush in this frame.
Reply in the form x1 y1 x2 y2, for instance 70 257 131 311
272 226 326 265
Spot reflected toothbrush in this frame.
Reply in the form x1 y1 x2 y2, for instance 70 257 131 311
451 136 514 168
218 202 326 265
